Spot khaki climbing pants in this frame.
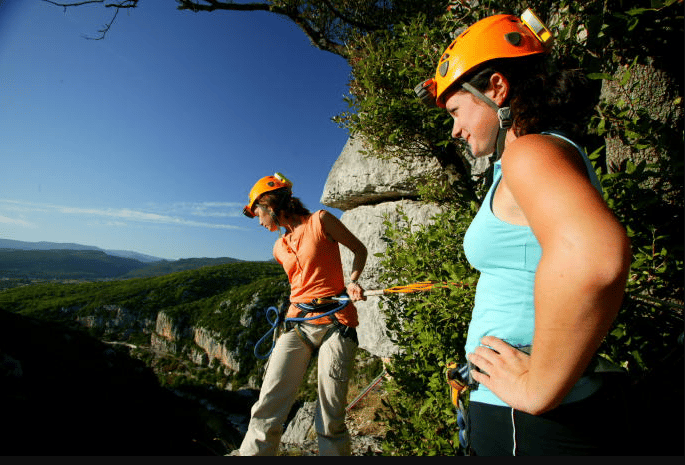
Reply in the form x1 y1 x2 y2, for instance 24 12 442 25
239 322 358 456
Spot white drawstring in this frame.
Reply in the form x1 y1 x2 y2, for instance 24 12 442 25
511 408 517 455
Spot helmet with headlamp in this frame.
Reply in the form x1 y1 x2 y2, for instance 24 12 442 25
415 9 553 160
415 9 553 108
243 172 293 218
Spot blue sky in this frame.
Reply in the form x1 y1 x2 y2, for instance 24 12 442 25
0 0 352 261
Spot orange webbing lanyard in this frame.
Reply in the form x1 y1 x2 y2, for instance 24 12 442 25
311 280 468 305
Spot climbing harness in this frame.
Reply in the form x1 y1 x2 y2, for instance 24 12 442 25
253 294 352 360
290 297 357 352
444 344 627 452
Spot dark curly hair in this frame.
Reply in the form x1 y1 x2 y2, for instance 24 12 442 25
461 56 596 142
255 188 310 221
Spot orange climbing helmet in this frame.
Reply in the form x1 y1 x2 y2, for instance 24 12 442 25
415 9 553 108
243 173 293 218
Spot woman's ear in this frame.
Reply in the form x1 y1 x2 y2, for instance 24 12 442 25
488 72 510 106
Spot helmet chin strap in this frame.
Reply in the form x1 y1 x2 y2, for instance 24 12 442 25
263 190 292 236
270 211 281 227
461 82 512 161
255 203 283 236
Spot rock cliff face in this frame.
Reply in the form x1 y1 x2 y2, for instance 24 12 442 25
151 314 243 374
76 304 156 337
320 136 448 358
77 305 241 371
77 292 286 389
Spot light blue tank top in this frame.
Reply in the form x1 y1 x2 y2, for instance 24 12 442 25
462 132 604 406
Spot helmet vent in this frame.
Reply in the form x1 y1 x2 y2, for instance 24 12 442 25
439 60 449 77
505 32 521 46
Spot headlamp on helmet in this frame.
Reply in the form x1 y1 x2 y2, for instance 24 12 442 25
520 9 553 48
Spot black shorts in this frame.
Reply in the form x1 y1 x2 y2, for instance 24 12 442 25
468 380 628 455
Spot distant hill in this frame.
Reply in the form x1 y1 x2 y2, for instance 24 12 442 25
0 238 163 263
118 256 244 279
0 248 150 280
0 239 247 281
0 259 289 393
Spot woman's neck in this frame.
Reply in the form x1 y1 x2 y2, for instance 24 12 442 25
280 214 305 234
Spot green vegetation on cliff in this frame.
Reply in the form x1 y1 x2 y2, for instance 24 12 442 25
1 261 290 382
1 261 285 321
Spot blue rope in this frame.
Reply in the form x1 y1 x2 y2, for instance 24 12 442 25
253 300 349 360
253 306 281 360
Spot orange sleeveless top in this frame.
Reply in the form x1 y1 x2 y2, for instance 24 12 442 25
273 210 358 327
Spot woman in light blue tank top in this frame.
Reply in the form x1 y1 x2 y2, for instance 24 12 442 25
416 10 632 455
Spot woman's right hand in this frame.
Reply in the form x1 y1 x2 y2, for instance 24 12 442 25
346 282 366 301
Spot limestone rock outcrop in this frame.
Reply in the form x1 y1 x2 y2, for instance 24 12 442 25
321 137 445 358
321 136 443 210
337 201 442 357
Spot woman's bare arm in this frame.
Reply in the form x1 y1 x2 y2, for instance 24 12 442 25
321 210 368 301
468 134 631 414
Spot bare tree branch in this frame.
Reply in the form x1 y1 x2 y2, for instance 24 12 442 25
43 0 139 40
86 5 118 40
175 0 271 13
175 1 352 56
42 0 389 55
43 0 138 9
44 0 111 6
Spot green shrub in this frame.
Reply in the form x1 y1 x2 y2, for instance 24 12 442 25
376 206 478 455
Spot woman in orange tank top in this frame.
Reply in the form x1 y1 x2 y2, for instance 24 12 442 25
237 173 367 456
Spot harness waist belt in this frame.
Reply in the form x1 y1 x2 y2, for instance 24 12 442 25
294 300 345 314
